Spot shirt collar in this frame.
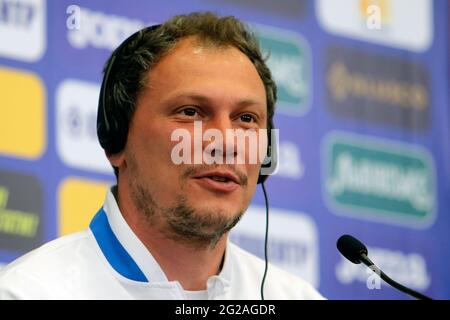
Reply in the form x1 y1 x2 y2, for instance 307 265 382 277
91 186 232 291
96 187 168 283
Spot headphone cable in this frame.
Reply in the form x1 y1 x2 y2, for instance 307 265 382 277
260 182 269 300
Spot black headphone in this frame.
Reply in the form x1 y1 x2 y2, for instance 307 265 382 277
97 24 276 184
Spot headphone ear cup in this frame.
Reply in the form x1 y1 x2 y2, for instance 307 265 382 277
96 52 131 154
257 122 275 184
100 113 128 154
97 76 130 155
111 109 129 154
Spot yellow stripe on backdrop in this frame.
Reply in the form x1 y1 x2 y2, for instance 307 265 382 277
0 67 46 159
58 178 110 236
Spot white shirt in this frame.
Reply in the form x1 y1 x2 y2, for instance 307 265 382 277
0 188 325 300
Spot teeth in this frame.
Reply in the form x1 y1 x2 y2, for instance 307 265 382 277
210 176 227 182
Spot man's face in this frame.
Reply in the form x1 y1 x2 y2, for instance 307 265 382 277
116 37 267 245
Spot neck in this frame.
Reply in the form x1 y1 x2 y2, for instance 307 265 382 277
140 228 227 291
115 184 227 291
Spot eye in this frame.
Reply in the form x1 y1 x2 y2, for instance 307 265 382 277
179 107 199 117
240 113 256 123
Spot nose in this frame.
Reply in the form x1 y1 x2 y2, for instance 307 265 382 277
202 114 238 164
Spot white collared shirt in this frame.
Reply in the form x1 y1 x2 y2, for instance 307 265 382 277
0 188 324 300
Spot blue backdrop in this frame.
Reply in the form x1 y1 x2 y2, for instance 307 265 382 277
0 0 448 299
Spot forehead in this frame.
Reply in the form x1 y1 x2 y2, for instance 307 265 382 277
143 37 267 103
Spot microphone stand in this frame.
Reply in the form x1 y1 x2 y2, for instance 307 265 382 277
359 253 433 300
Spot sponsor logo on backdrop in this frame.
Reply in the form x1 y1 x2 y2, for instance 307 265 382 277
209 0 306 19
275 141 305 179
323 132 436 228
336 245 431 291
0 170 43 252
56 79 112 174
255 25 312 116
0 67 46 159
0 0 46 61
316 0 433 52
326 46 430 130
230 206 319 287
66 5 146 51
58 178 110 236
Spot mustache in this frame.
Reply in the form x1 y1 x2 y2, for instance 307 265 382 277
182 164 248 186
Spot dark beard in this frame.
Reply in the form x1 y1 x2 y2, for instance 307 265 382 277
128 158 244 249
164 196 243 249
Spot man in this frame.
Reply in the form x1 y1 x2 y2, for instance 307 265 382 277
0 12 323 299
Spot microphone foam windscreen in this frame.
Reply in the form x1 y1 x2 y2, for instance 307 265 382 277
337 234 368 264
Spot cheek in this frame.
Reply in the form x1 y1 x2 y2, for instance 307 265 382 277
246 163 261 185
153 123 175 153
131 123 178 172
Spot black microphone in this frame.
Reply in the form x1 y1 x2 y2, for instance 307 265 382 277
337 234 433 300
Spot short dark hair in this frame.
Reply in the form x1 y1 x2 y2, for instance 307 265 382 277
102 12 277 178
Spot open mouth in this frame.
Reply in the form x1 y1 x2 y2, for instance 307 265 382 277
195 171 240 183
193 171 241 192
205 176 232 183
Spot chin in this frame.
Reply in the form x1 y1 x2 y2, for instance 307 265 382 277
185 198 242 221
197 202 243 217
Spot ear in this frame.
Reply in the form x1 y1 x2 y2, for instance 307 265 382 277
106 150 126 169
